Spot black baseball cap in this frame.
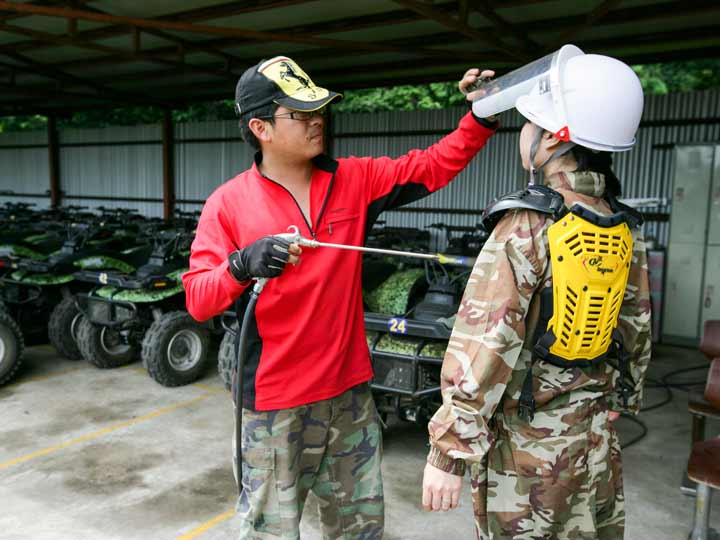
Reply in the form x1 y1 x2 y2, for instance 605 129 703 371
235 56 342 116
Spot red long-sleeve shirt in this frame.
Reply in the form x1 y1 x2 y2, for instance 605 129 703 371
182 112 496 410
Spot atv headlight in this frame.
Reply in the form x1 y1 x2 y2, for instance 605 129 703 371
372 357 414 392
113 305 133 322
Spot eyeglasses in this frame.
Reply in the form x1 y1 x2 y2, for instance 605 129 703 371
259 108 327 122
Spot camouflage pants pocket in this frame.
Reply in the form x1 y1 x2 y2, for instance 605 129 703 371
238 447 285 539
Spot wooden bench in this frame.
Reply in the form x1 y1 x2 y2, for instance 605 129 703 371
683 321 720 497
686 352 720 540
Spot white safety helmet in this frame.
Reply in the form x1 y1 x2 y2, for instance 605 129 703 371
516 51 644 152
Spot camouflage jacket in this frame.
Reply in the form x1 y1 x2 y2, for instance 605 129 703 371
427 171 652 475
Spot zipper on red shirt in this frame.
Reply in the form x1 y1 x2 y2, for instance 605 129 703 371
261 171 336 241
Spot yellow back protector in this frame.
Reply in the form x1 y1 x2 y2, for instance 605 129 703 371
543 210 633 364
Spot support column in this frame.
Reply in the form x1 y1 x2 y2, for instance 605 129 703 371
162 108 175 220
47 114 61 208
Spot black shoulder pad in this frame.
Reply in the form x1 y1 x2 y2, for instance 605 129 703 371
481 185 565 233
606 195 644 229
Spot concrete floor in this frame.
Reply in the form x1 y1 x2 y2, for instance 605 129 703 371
0 344 718 540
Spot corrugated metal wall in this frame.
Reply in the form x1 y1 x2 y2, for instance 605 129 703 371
0 130 49 208
61 125 163 217
0 88 718 245
174 120 252 213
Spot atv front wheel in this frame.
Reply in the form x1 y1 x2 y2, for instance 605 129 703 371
77 318 138 369
0 310 24 386
217 330 236 391
142 311 211 387
48 297 84 360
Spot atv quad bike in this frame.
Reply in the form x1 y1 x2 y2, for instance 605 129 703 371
74 227 214 387
363 260 470 425
362 223 487 425
0 219 152 360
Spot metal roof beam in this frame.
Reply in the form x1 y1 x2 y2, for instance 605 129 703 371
392 0 529 61
577 25 720 55
0 0 91 23
48 7 462 72
11 1 316 53
0 79 117 104
11 0 717 70
0 22 238 83
13 1 550 55
549 0 624 50
0 1 503 61
471 0 542 54
73 2 243 67
0 48 162 106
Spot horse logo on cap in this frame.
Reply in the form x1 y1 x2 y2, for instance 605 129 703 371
279 61 317 99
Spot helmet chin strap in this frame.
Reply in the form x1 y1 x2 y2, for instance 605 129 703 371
529 124 576 185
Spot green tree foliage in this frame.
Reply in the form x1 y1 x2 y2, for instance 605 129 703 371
0 60 717 132
0 115 47 132
632 60 720 95
333 82 466 113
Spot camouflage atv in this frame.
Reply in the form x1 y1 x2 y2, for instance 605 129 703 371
0 203 69 271
74 228 214 387
0 220 152 360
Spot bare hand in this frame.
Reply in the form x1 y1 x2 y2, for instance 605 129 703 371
459 68 496 102
288 243 302 266
609 411 621 423
422 463 462 512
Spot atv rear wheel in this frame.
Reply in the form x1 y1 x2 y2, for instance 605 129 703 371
217 330 236 391
0 310 24 386
142 311 211 387
77 318 138 369
48 297 84 360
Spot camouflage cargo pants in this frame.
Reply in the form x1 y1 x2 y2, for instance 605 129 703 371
233 383 384 540
470 399 624 540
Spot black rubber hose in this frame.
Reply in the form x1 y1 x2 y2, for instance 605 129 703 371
620 363 709 449
235 288 260 497
660 365 708 390
640 377 674 412
619 413 648 449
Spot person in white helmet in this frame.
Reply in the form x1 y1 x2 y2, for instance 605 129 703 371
421 47 652 539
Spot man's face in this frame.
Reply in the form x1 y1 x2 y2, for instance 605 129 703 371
263 105 325 160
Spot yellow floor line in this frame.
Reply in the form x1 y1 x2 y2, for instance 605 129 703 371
177 509 235 540
0 393 214 471
1 366 90 389
191 382 225 395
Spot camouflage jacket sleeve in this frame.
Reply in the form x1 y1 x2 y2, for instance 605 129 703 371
607 229 652 414
427 209 550 475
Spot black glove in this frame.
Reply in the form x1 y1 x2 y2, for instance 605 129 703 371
228 236 292 283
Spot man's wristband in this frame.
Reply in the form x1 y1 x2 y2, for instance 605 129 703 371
472 113 499 129
465 99 499 129
228 251 250 283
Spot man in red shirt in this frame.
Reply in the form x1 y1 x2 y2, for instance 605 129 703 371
183 55 497 539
